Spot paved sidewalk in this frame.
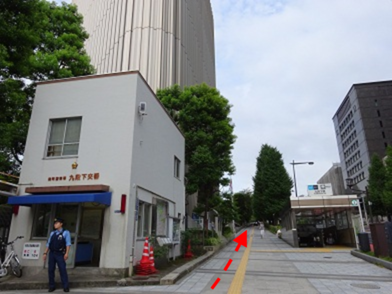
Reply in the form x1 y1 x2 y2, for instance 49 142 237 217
2 229 392 293
241 230 392 294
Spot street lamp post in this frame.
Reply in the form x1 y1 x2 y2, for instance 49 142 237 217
346 178 370 231
290 161 314 197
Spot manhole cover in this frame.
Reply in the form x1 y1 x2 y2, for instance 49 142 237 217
351 283 381 289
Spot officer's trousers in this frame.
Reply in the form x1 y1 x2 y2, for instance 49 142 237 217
48 251 69 289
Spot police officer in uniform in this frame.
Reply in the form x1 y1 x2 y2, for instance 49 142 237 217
42 218 71 292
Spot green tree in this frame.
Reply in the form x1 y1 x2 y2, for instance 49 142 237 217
234 189 253 225
383 146 392 218
217 192 238 227
0 0 94 174
367 153 386 218
156 84 236 232
252 144 292 222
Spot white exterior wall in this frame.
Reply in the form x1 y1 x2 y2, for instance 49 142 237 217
9 72 185 272
72 0 216 92
130 76 185 262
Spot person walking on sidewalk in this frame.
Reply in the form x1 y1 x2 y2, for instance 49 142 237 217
259 221 265 238
42 218 71 292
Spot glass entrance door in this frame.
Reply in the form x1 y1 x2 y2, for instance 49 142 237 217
53 204 81 268
44 203 105 268
77 204 105 267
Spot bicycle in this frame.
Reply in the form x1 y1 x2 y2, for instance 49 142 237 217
0 236 24 278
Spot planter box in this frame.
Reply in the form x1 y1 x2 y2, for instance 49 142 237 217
154 257 169 269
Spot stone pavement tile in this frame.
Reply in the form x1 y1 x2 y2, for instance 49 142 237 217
246 259 299 273
200 259 226 270
199 273 235 294
309 278 392 294
294 261 392 277
214 251 235 259
240 275 319 294
249 252 291 261
164 285 182 291
199 258 241 271
285 252 365 262
178 273 213 285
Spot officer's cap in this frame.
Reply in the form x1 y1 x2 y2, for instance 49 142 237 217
54 217 64 224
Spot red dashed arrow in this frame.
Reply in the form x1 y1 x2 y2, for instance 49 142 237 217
211 230 248 290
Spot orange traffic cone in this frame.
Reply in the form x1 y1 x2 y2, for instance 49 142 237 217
149 245 158 274
184 239 193 258
136 237 153 276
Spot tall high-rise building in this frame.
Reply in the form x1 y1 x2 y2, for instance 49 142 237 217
333 81 392 191
72 0 216 92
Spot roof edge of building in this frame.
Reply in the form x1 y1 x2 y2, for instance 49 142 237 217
37 71 141 85
333 79 392 120
37 71 185 139
352 79 392 87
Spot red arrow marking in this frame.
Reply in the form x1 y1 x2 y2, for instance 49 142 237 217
212 230 249 290
211 278 221 289
224 259 233 271
233 230 248 252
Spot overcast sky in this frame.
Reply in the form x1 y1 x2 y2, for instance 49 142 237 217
210 0 392 195
58 0 392 196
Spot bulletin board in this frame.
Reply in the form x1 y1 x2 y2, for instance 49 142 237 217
172 219 180 242
156 200 167 236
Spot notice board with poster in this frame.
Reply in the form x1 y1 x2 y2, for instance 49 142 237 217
156 200 167 236
172 219 180 243
22 243 41 259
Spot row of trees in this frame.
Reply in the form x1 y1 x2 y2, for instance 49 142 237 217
0 0 94 173
156 84 237 233
187 143 293 229
367 146 392 219
157 86 259 232
233 189 253 225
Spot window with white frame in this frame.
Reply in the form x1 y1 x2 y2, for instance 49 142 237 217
46 117 82 157
137 202 151 237
174 156 181 179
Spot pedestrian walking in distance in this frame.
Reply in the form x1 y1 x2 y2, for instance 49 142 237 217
42 218 71 292
259 222 265 239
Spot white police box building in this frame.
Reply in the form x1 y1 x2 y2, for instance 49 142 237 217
8 71 185 276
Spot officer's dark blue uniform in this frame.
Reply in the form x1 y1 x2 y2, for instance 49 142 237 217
46 218 71 292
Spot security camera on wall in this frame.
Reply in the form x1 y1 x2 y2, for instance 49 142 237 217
138 102 147 116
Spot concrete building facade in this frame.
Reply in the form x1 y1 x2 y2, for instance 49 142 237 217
333 81 392 192
8 72 185 276
72 0 216 92
317 163 346 195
